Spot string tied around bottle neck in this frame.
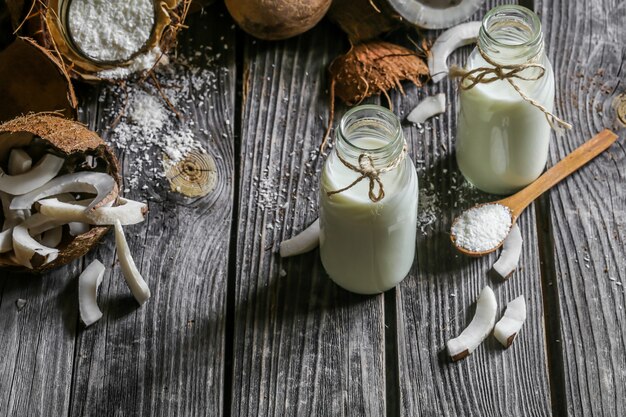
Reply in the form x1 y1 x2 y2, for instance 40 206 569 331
449 45 572 134
327 141 408 203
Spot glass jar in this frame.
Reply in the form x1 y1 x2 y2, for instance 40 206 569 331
456 5 555 195
319 105 418 295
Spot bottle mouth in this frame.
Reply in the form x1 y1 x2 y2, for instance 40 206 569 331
479 5 543 63
337 105 404 160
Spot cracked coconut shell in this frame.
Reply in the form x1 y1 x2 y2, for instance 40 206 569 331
0 113 121 273
18 0 192 81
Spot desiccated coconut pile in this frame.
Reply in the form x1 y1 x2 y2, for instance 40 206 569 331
93 51 223 192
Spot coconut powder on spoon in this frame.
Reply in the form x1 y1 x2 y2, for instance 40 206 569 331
451 203 512 252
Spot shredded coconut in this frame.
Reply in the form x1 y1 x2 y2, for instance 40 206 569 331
89 48 222 192
452 203 512 252
68 0 155 62
98 47 167 79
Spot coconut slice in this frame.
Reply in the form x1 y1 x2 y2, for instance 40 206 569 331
10 172 118 211
8 148 32 175
38 197 147 225
280 219 320 257
40 226 63 248
114 220 150 305
447 286 497 361
68 222 90 236
0 153 65 195
12 214 64 268
492 224 523 279
406 93 446 124
0 228 12 253
78 259 106 327
494 295 526 348
386 0 484 30
428 21 481 83
1 191 30 231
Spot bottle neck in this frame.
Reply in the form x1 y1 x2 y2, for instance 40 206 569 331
477 5 544 66
335 105 404 168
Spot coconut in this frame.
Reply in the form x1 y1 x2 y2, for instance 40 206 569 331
321 41 429 150
0 113 121 272
18 0 192 81
225 0 331 41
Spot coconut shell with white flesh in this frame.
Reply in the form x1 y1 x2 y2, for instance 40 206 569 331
0 114 121 272
18 0 192 81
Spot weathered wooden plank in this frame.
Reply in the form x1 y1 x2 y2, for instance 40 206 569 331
537 0 626 415
231 22 387 416
0 266 79 417
390 1 553 415
0 7 235 417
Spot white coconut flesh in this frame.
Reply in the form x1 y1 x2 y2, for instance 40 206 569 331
10 172 117 211
69 222 90 236
114 220 150 305
40 226 63 248
280 219 320 257
387 0 484 29
78 259 106 327
0 228 12 253
8 148 32 175
12 214 64 268
0 153 65 195
494 295 527 348
447 286 497 361
492 224 523 279
38 197 147 225
406 93 446 124
428 21 482 83
67 0 156 63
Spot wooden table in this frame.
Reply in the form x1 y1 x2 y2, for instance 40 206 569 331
1 0 624 415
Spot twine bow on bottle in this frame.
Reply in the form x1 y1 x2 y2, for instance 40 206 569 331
449 46 572 133
327 143 408 203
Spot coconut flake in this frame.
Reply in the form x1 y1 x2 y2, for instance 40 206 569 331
451 204 512 253
40 226 63 248
0 154 64 195
10 172 117 211
280 219 320 257
494 295 526 348
428 21 482 83
492 224 523 279
407 94 446 124
68 222 90 236
12 214 63 268
0 228 12 253
447 286 497 361
114 220 150 305
8 148 32 175
78 259 106 327
39 197 147 225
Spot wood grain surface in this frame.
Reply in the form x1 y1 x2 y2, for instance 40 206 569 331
387 1 552 415
537 0 626 415
230 22 387 417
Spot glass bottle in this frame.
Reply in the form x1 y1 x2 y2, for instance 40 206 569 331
319 105 418 295
456 5 555 195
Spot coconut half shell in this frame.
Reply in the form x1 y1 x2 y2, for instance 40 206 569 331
19 0 192 81
0 113 121 273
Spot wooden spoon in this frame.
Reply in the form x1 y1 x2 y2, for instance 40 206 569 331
451 129 619 257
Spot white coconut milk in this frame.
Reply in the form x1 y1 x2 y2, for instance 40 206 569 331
320 134 418 295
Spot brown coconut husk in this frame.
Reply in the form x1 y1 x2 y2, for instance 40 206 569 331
321 40 429 151
0 113 122 273
18 0 192 81
0 37 77 122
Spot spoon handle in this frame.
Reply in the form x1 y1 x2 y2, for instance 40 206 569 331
502 129 618 218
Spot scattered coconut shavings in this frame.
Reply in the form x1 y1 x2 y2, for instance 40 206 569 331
97 49 223 192
97 48 168 79
452 204 512 252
